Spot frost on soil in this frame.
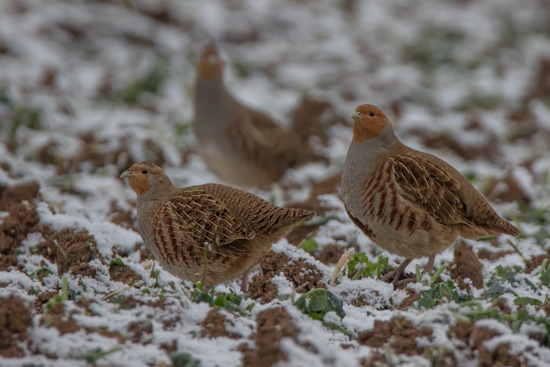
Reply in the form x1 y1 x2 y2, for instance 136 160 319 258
1 0 550 366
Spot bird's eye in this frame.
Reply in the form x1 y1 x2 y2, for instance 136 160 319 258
142 170 148 174
369 112 375 117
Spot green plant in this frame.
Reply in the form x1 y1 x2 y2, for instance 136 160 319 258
346 253 389 280
451 300 550 344
171 352 201 367
294 288 349 335
485 265 537 300
29 267 54 281
539 259 550 287
46 275 69 309
192 288 255 317
116 58 169 105
78 347 120 366
417 280 472 309
298 238 319 252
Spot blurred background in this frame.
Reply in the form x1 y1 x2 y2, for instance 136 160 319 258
1 0 549 206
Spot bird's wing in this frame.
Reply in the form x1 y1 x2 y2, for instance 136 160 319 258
153 190 255 248
391 153 472 226
227 109 299 168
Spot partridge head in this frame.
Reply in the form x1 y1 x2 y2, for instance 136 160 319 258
342 104 519 286
193 44 324 189
121 162 315 289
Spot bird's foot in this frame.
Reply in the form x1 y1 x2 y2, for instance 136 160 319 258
380 259 412 285
394 276 418 289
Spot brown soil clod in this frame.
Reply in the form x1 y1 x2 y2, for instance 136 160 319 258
109 262 141 285
41 302 80 335
248 251 325 304
450 242 483 290
0 296 32 357
357 315 433 356
241 307 298 367
127 320 153 343
37 228 102 277
0 180 40 211
201 308 240 339
0 199 41 271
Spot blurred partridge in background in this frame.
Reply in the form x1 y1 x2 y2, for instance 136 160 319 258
193 44 325 189
341 104 520 286
121 162 314 289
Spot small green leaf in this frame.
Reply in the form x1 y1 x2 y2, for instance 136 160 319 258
295 288 345 320
171 352 201 367
110 258 125 266
514 297 542 307
298 238 319 252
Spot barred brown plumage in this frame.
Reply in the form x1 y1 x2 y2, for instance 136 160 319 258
342 104 520 287
193 44 324 189
121 162 314 289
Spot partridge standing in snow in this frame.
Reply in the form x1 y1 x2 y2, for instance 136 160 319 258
193 44 322 189
341 104 519 285
121 162 314 289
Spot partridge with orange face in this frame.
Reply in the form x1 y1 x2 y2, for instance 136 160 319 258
121 162 314 289
341 104 519 285
193 44 323 189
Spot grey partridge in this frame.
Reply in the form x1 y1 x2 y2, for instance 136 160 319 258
341 104 520 286
121 162 314 289
193 44 323 189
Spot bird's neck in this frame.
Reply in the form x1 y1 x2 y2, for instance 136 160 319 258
194 77 237 121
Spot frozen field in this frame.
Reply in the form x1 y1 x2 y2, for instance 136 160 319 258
1 0 550 366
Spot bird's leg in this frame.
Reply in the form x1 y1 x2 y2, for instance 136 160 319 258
395 255 437 288
381 258 412 284
240 272 249 293
424 255 435 274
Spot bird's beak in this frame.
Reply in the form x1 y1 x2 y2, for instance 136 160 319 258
120 170 132 179
351 112 361 121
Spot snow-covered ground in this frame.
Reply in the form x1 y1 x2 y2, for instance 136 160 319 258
1 0 550 366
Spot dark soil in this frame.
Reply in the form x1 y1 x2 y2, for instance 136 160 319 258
316 243 359 265
201 308 240 339
0 199 41 271
36 228 102 277
41 302 79 334
241 307 298 367
0 180 40 211
0 296 32 357
127 320 153 343
398 289 420 310
448 322 527 367
477 248 514 260
357 315 433 356
248 251 326 304
450 242 484 289
525 253 549 274
109 262 141 285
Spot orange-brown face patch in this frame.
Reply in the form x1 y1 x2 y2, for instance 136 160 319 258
352 104 388 143
123 162 165 198
196 44 224 80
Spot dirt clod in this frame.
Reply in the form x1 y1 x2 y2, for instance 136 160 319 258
109 262 141 285
248 251 325 304
201 308 240 339
0 180 40 211
42 302 79 334
0 199 41 271
357 315 433 355
37 228 102 276
241 308 298 367
450 242 483 289
127 320 153 343
0 296 32 357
